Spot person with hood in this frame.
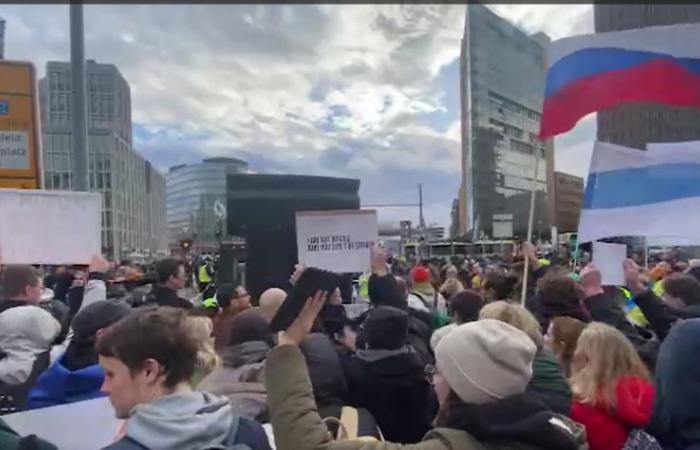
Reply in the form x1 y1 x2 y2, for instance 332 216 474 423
649 318 700 450
479 301 572 416
265 291 587 450
0 305 62 414
96 306 271 450
26 299 133 410
570 322 655 450
197 309 272 422
348 305 433 443
143 258 192 310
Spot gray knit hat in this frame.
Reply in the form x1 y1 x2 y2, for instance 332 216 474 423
435 319 537 405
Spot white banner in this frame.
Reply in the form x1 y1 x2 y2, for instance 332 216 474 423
0 189 102 264
592 241 627 286
296 209 377 273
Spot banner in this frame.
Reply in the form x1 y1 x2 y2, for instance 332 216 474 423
0 189 102 264
592 242 627 286
296 209 377 273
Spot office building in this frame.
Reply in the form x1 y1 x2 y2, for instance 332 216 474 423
458 4 553 239
595 5 700 149
39 60 167 260
0 18 5 59
166 157 249 252
551 172 584 233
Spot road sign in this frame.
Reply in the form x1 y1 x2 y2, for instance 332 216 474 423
0 61 41 189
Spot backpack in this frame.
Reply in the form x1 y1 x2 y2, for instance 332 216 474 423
0 418 58 450
622 429 663 450
323 406 385 442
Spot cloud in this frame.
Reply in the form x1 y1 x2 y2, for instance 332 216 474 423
4 4 593 229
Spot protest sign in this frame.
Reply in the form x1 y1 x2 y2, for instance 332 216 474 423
592 241 627 286
3 397 120 450
0 188 102 264
296 209 377 273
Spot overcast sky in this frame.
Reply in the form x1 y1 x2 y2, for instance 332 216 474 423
3 4 594 228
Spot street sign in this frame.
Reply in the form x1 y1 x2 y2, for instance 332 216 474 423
0 61 41 189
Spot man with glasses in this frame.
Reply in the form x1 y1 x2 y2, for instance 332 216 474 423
212 283 252 350
0 265 45 314
144 258 192 310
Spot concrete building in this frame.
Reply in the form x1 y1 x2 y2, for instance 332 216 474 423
166 157 249 252
551 172 584 233
458 4 553 239
595 5 700 149
39 60 167 260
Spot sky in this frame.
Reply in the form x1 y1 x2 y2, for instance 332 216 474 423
2 4 595 229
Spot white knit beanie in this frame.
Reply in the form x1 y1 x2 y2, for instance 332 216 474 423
434 319 537 405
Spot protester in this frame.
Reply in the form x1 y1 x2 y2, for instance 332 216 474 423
143 258 192 310
198 309 272 421
197 255 216 294
649 318 700 449
97 306 271 450
0 265 45 314
347 305 433 443
408 266 447 315
212 283 252 351
186 315 219 386
265 293 587 450
479 301 572 416
430 289 485 351
535 271 590 331
439 278 464 304
258 287 287 323
570 322 654 450
544 316 586 377
482 272 518 302
0 306 62 413
26 299 133 410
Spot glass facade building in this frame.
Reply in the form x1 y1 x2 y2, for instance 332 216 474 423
458 5 552 239
166 157 249 249
39 61 167 260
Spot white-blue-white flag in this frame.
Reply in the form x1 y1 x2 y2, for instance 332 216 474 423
578 141 700 243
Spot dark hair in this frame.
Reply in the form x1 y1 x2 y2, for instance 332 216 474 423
483 273 518 300
96 306 198 388
228 309 273 347
449 290 485 324
0 265 41 298
664 274 700 307
216 283 240 309
537 273 583 307
154 258 184 285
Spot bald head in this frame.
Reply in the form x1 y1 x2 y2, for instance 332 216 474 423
259 288 287 323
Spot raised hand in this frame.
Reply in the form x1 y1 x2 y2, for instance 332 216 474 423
580 263 604 298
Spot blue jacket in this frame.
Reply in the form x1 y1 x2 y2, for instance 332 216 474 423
26 355 105 410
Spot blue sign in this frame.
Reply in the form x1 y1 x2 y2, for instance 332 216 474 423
0 101 8 115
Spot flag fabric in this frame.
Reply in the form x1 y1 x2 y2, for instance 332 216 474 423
540 23 700 138
578 141 700 243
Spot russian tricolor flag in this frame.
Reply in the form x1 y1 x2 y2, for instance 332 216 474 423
540 23 700 138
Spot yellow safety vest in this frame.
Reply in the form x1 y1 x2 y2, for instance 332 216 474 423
199 264 213 284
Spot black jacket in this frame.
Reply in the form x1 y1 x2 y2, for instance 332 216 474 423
346 347 432 444
634 289 700 341
300 333 348 408
144 286 192 310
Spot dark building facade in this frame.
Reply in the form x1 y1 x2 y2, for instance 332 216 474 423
595 5 700 149
552 172 584 233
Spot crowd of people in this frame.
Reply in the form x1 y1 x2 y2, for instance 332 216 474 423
1 242 700 450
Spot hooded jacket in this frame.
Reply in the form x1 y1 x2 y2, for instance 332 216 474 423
26 354 105 409
265 344 588 450
650 318 700 450
102 391 271 450
572 376 655 450
527 350 572 416
197 340 270 421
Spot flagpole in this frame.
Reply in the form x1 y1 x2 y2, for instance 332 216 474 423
521 153 540 306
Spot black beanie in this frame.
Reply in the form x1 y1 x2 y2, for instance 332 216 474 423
363 306 408 350
72 299 133 340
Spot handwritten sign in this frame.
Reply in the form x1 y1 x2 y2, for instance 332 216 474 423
296 209 377 273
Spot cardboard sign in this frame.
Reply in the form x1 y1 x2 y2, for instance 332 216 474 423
592 241 627 286
296 209 377 273
3 397 121 450
0 189 102 264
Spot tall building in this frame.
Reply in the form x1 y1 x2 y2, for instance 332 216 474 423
459 4 553 240
0 18 5 59
595 5 700 149
166 157 249 252
551 172 584 233
39 60 167 260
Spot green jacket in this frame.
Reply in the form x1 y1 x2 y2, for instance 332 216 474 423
264 345 587 450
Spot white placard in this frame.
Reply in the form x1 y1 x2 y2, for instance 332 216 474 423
296 209 378 273
592 241 627 286
0 189 102 264
0 130 29 169
3 397 121 450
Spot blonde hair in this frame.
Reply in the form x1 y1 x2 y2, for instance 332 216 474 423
479 301 543 349
570 322 650 410
440 278 465 300
185 315 220 386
